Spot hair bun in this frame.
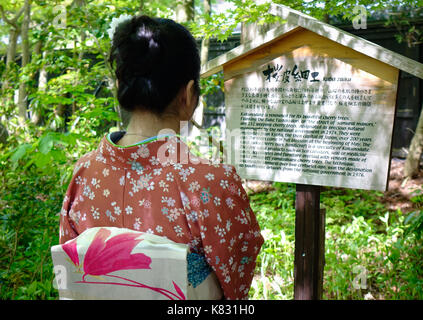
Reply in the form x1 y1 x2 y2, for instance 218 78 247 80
115 22 162 78
109 15 200 114
130 25 161 72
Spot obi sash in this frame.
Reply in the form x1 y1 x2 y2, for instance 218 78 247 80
51 227 223 300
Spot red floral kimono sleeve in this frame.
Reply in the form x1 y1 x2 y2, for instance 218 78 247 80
177 163 264 300
59 154 92 244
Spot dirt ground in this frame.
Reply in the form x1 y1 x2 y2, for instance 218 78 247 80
383 158 423 213
243 158 423 214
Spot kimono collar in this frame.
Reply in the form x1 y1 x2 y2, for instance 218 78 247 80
96 132 197 171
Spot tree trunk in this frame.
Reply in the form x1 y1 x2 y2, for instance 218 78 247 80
404 105 423 178
0 4 24 93
32 50 48 125
200 0 211 64
0 122 9 145
78 31 86 60
17 0 32 123
175 0 194 23
192 0 211 133
29 40 44 124
1 27 19 93
6 28 19 71
323 0 330 23
77 0 86 61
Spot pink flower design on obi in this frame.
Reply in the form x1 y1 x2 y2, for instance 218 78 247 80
61 228 185 300
62 238 79 267
82 228 151 280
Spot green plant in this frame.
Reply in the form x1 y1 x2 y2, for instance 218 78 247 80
248 183 423 300
0 159 63 299
404 188 423 240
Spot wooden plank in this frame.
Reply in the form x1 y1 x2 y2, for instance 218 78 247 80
317 208 326 300
385 70 401 191
223 28 399 83
294 184 324 300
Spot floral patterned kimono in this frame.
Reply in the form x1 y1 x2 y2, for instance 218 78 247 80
59 131 264 300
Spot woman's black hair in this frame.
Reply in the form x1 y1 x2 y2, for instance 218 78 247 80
109 16 200 114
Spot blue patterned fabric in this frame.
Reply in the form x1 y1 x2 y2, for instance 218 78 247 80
187 252 212 288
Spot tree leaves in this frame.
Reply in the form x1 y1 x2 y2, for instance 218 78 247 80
10 144 33 163
8 131 88 173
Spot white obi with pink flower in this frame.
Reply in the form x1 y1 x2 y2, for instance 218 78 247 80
51 227 223 300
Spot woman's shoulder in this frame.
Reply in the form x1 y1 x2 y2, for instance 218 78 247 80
171 159 249 204
71 149 99 176
174 159 241 184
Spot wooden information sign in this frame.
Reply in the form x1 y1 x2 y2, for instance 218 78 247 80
224 36 398 191
200 3 423 300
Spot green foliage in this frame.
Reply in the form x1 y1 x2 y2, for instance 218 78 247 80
385 4 423 47
200 72 224 96
189 0 282 41
248 184 423 300
404 189 423 240
0 154 64 299
0 0 174 301
248 182 296 299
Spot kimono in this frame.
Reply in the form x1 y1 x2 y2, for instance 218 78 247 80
59 131 264 300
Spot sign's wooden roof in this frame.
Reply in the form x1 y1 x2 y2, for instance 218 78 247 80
201 3 423 80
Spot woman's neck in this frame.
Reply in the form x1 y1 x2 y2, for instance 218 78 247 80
116 110 183 146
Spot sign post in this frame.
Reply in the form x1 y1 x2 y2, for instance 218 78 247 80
294 184 325 300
